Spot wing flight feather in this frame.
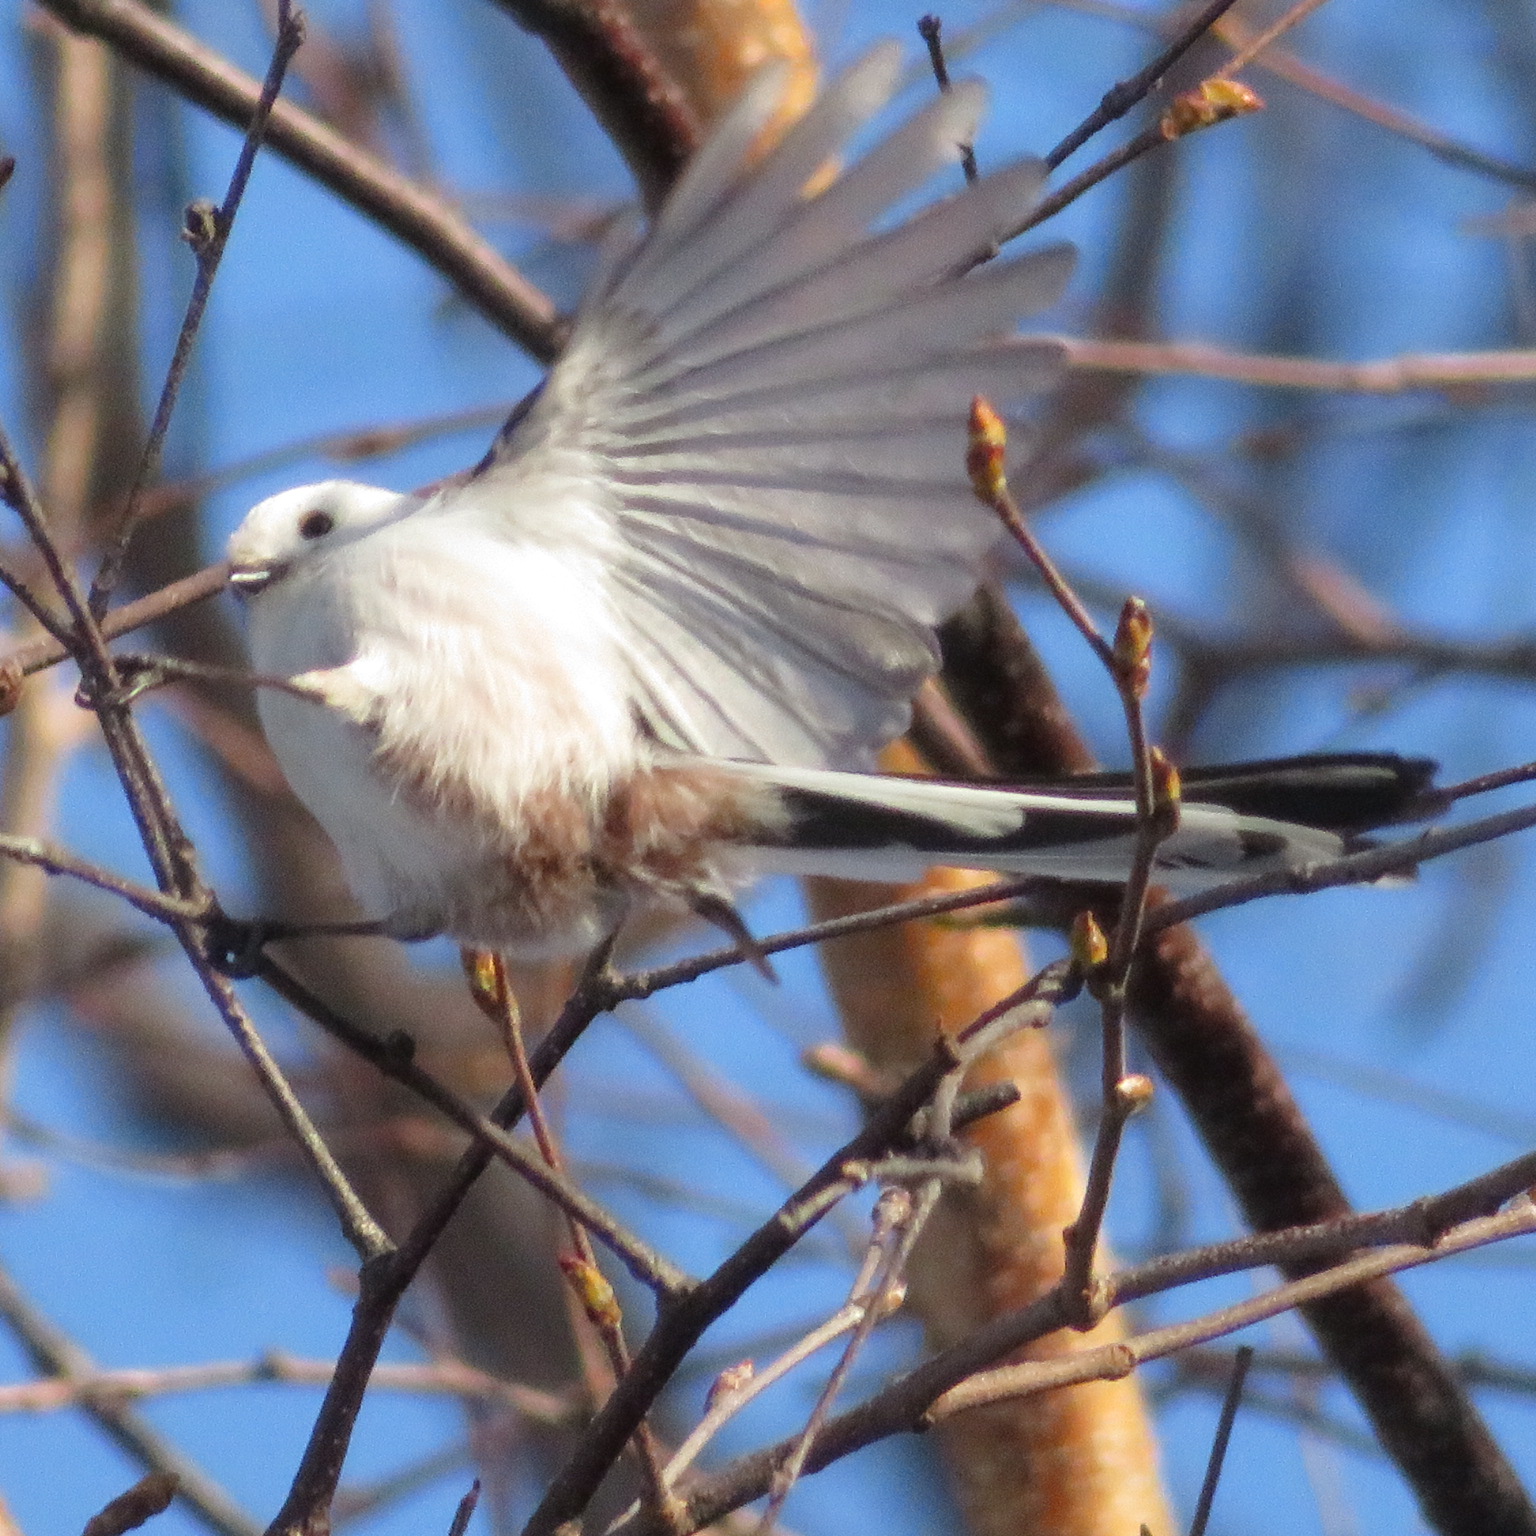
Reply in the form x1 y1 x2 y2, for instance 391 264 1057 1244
473 45 1073 765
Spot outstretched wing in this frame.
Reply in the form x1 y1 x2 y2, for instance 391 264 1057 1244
472 43 1073 768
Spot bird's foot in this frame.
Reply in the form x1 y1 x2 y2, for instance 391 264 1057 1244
690 891 778 984
205 913 389 977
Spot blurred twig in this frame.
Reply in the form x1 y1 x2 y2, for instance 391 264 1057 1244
0 1258 261 1536
37 0 563 358
1046 0 1536 193
1062 336 1536 392
1213 7 1536 193
0 1350 575 1421
488 0 699 209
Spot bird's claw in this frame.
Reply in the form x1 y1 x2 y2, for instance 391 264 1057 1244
74 653 174 711
204 914 272 979
690 891 778 984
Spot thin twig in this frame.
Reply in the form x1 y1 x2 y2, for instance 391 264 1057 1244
0 549 72 647
757 1188 918 1529
656 1301 884 1495
0 831 202 923
930 1208 1536 1419
1220 9 1536 193
207 961 393 1260
1059 609 1170 1320
90 0 305 616
641 1181 1536 1534
1009 76 1262 247
446 1481 481 1536
917 16 979 182
1439 760 1536 803
4 561 229 679
252 952 689 1297
0 1350 574 1421
967 398 1169 1319
1046 0 1247 169
1143 798 1536 931
472 951 676 1521
612 876 1038 999
1212 0 1332 82
1052 0 1536 195
1187 1346 1253 1536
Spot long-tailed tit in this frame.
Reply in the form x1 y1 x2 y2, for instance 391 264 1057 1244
227 45 1435 957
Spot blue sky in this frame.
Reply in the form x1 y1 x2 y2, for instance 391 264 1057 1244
4 2 1536 1533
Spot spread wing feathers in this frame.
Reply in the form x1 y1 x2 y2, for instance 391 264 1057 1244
478 45 1074 767
718 762 1352 891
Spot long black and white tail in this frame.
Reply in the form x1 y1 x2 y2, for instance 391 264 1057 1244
722 752 1438 892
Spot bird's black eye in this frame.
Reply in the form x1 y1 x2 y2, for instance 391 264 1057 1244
298 509 335 541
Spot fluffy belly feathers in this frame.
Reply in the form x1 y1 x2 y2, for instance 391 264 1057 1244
257 678 782 952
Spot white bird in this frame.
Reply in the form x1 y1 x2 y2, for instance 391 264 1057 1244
226 45 1424 958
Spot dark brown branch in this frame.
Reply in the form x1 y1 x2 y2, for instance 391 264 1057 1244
487 0 699 211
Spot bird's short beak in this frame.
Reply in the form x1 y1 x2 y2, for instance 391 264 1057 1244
228 564 280 597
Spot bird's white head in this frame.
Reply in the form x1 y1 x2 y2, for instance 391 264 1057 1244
226 480 417 597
